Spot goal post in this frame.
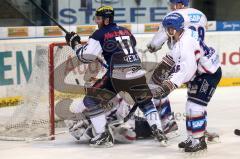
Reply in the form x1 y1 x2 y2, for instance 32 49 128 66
0 42 106 141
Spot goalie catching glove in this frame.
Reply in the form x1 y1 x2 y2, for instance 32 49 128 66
65 32 81 49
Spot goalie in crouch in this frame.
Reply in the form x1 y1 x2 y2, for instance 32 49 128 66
65 6 167 147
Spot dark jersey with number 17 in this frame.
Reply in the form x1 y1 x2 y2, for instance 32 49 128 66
90 23 141 70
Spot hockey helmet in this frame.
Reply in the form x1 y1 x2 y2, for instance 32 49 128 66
169 0 189 6
95 6 114 22
162 13 184 32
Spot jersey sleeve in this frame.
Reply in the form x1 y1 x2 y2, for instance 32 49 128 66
75 38 103 63
130 33 137 47
169 40 198 87
148 24 168 50
202 13 208 30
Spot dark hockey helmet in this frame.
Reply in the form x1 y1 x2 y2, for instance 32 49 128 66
169 0 189 6
95 6 114 23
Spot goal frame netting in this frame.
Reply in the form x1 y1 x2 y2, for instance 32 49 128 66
0 42 85 141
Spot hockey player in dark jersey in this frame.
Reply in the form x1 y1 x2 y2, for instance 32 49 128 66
65 6 167 147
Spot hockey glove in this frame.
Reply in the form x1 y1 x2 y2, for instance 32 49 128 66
147 43 157 53
153 80 177 98
65 32 81 49
146 42 164 53
151 55 175 85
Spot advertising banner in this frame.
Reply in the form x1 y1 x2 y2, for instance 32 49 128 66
44 26 63 36
144 23 160 33
77 25 97 35
8 27 28 37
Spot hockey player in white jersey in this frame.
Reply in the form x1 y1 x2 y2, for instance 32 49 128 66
146 0 207 141
146 0 219 143
148 0 207 52
150 13 222 152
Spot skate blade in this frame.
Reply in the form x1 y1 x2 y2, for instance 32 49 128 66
207 136 220 144
89 142 114 148
166 130 180 140
178 147 185 152
159 140 168 147
184 149 208 157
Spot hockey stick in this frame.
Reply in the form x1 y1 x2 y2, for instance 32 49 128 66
123 102 138 122
28 0 108 69
25 131 69 142
108 104 138 126
109 102 138 126
29 0 68 34
29 0 138 124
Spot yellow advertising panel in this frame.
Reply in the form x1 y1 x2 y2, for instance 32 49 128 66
44 26 63 36
144 23 160 33
8 27 28 37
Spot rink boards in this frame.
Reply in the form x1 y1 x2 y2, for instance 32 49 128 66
0 32 240 106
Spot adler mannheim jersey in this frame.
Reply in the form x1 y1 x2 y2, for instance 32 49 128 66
150 8 208 49
149 8 220 87
76 23 145 80
168 29 220 88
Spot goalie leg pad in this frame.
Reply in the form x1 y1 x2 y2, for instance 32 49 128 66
69 99 87 114
65 120 92 141
83 74 117 117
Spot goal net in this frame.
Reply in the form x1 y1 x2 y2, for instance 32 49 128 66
0 42 106 141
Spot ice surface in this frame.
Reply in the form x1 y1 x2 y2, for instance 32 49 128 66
0 87 240 159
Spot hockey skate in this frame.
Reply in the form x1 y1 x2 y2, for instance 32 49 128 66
178 136 192 150
89 125 114 148
184 136 207 153
151 124 168 147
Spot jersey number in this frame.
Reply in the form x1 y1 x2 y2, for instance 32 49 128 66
189 26 205 41
115 36 134 55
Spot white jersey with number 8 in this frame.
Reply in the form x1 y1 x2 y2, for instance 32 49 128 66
149 8 207 50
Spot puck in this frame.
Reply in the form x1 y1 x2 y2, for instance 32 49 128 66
234 129 240 136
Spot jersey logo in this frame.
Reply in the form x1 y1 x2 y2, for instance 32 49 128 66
192 119 205 129
188 14 202 23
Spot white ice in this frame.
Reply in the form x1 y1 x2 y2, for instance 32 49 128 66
0 86 240 159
